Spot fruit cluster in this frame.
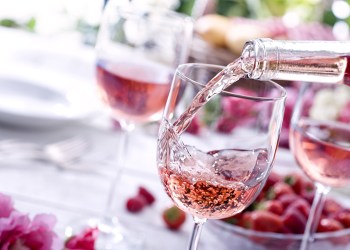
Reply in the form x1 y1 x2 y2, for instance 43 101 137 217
125 186 187 230
222 171 350 234
125 186 155 213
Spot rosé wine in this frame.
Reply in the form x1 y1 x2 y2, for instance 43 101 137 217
158 121 269 219
96 60 172 123
290 118 350 187
159 166 264 219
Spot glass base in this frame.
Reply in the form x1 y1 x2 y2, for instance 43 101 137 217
65 217 144 250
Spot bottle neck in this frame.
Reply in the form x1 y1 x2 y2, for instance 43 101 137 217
241 38 278 80
241 39 350 83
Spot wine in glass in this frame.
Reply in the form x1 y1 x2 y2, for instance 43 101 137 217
157 63 286 249
289 83 350 250
65 1 193 248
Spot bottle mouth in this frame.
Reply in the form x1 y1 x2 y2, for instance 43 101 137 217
241 38 276 80
241 41 258 77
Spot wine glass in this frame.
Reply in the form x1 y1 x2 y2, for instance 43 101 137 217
157 63 286 250
289 83 350 250
65 1 193 248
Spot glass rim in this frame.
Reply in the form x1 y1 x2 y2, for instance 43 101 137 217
176 63 287 102
210 219 350 240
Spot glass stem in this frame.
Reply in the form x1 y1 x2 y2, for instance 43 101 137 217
187 217 207 250
102 121 135 220
299 183 330 250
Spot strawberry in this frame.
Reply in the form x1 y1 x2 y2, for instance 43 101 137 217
284 172 304 194
222 213 242 225
278 193 299 208
323 198 343 216
65 227 98 250
317 218 344 232
282 207 307 234
126 195 146 213
162 205 186 230
257 200 283 215
272 182 295 199
333 210 350 228
318 217 350 246
287 198 311 218
138 186 155 205
248 211 283 233
238 212 253 229
262 172 282 192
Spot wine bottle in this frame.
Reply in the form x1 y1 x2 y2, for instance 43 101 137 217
238 38 350 85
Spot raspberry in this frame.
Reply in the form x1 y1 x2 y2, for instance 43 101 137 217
138 186 155 205
126 195 146 213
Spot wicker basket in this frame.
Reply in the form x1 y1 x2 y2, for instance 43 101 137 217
189 35 237 66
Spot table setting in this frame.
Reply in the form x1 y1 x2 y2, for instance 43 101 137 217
0 12 222 250
0 0 350 249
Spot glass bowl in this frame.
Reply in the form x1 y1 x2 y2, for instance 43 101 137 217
207 214 350 250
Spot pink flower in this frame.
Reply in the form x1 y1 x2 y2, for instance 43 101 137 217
65 227 99 250
0 193 13 218
0 193 63 250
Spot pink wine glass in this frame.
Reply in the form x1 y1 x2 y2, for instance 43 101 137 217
65 1 192 248
289 83 350 250
157 63 286 250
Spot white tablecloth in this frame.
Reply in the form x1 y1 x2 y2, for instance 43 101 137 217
0 27 228 250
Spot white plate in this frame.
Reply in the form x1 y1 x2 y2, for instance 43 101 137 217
0 77 99 128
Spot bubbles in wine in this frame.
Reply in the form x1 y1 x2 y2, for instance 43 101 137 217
158 119 269 188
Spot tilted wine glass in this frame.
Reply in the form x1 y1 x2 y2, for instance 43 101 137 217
289 83 350 250
157 63 286 250
65 0 193 248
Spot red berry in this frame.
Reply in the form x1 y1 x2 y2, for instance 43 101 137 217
287 198 311 218
65 227 99 250
249 211 283 232
282 207 307 234
323 198 343 216
317 218 344 232
257 200 283 215
126 195 146 213
238 212 253 229
222 213 242 225
162 206 186 230
273 182 295 199
333 210 350 228
284 172 304 194
263 172 282 192
278 193 299 208
138 186 155 205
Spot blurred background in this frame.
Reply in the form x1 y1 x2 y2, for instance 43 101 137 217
0 0 349 144
0 0 349 43
0 0 348 67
